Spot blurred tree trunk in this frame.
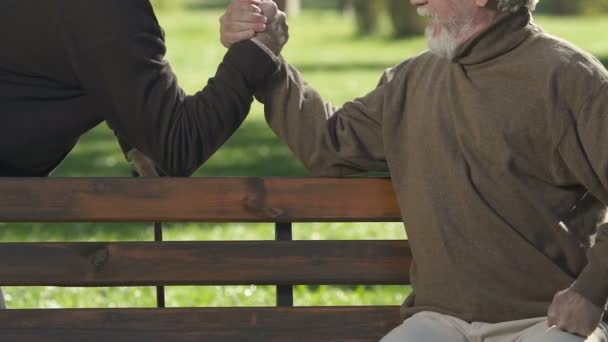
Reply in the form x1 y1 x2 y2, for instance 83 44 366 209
353 0 382 35
274 0 301 16
386 0 426 37
339 0 354 14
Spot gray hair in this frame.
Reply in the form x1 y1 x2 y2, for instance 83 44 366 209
497 0 539 12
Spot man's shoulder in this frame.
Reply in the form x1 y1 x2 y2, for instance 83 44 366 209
525 29 608 113
380 50 439 85
527 30 608 83
60 0 162 41
61 0 154 13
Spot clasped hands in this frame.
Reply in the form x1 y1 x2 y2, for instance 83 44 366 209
220 0 289 56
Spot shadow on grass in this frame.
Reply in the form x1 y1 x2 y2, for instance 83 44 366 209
52 124 132 177
294 61 396 73
196 119 309 177
53 119 308 178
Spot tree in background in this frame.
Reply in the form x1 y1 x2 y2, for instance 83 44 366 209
352 0 424 37
523 0 608 15
353 0 382 35
587 0 608 13
149 0 608 38
386 0 426 37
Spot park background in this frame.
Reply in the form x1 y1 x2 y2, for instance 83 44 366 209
1 0 607 309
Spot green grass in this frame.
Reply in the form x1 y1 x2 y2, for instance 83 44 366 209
2 8 607 309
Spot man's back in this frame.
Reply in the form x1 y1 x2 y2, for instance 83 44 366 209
0 1 100 176
0 1 74 86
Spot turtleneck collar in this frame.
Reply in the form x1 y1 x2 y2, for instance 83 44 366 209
451 7 538 65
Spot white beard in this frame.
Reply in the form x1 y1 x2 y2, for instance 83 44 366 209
417 7 475 59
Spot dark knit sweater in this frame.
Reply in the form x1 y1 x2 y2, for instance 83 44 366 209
0 0 279 176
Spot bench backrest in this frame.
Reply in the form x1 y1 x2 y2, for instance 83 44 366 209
0 178 410 341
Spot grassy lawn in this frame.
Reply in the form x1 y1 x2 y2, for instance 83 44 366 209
2 8 608 309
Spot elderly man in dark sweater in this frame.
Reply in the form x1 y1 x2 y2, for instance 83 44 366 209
223 0 608 340
0 0 287 308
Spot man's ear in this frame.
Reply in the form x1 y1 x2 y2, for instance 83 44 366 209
475 0 490 8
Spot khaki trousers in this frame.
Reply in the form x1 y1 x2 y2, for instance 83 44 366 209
381 311 608 342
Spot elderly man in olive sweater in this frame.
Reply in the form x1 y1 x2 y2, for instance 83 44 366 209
223 0 608 340
0 0 285 308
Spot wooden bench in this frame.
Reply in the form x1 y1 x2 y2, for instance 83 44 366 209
0 177 410 341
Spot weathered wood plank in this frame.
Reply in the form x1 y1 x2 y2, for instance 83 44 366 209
0 178 401 222
0 307 402 342
0 241 411 286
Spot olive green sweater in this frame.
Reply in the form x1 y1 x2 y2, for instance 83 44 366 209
257 9 608 322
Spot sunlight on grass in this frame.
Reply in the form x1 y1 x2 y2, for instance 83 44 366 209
166 286 276 307
4 287 157 309
294 285 411 306
294 222 406 240
163 223 275 241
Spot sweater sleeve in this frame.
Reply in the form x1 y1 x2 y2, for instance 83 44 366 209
255 59 391 177
59 0 279 176
559 82 608 310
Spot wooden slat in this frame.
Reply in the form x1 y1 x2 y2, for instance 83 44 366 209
0 178 401 222
0 241 411 286
0 307 402 342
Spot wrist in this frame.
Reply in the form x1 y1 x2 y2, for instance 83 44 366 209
251 37 280 57
572 261 608 311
